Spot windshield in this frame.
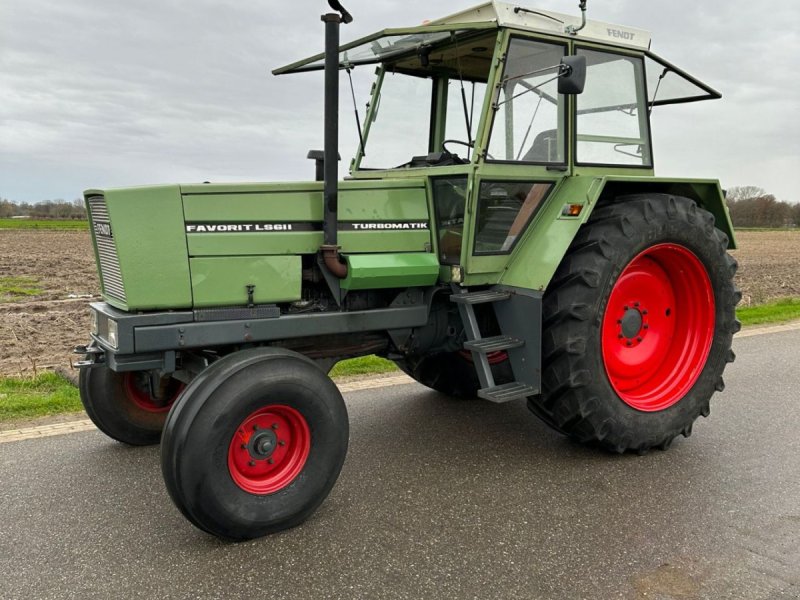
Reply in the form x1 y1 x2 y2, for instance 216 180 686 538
356 32 495 171
360 73 487 170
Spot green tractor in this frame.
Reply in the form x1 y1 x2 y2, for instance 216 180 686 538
76 0 739 540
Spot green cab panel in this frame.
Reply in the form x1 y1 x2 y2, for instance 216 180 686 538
494 175 734 292
89 185 192 311
341 253 440 291
189 256 301 308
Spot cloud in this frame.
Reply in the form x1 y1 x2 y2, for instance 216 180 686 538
1 0 797 202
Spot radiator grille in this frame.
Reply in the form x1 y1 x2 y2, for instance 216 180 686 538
87 196 127 303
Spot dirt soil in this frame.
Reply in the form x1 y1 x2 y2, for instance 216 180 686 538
0 229 798 377
729 230 800 305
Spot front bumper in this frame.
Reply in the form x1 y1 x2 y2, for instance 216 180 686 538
74 300 429 373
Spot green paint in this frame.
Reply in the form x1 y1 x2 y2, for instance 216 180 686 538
101 185 192 310
190 256 300 307
341 253 440 291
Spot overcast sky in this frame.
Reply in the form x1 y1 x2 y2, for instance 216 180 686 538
1 0 798 203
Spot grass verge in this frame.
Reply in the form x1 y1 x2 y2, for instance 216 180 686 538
0 218 88 230
736 297 800 327
0 276 42 302
0 372 83 422
329 355 398 378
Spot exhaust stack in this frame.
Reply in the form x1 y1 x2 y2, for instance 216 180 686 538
320 1 352 278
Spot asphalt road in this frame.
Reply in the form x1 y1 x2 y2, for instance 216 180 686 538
1 330 799 600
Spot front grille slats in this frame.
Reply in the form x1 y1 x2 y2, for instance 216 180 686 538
87 196 127 303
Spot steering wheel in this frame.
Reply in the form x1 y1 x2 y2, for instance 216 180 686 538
442 139 472 155
442 139 495 161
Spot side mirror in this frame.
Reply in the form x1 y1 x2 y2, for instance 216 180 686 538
558 55 587 95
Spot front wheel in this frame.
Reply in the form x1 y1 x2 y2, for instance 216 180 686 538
160 347 349 540
79 365 184 446
531 195 740 453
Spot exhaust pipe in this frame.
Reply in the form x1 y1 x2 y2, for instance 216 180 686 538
320 1 352 278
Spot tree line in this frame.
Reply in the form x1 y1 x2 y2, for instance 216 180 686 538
1 188 797 227
725 187 799 229
0 198 87 220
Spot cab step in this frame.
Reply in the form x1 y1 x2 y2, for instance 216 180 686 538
450 290 511 305
477 382 537 403
463 335 523 353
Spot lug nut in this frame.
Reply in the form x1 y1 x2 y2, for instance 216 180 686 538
253 424 259 431
637 337 643 342
268 459 275 465
278 441 286 446
272 423 279 430
626 341 632 347
241 444 247 450
643 324 649 330
642 310 648 315
248 460 256 467
634 302 640 308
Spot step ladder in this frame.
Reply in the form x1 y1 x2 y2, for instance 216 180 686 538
451 289 537 403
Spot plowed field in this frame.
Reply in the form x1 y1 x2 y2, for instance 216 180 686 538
0 229 797 377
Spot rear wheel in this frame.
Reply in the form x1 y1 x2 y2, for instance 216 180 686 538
532 195 740 453
160 347 348 540
79 365 184 446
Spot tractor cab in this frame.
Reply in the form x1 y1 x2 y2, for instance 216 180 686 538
275 1 722 277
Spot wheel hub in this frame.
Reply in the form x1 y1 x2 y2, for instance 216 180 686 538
249 429 278 459
620 306 644 340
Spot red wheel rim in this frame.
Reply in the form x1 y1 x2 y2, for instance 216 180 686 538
123 373 184 413
459 350 509 365
228 405 311 495
601 243 715 412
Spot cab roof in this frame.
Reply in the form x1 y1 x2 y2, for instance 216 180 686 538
273 1 720 106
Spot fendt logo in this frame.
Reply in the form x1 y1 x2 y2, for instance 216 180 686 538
607 28 636 41
93 221 113 238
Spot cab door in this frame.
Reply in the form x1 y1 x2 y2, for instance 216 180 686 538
463 34 571 282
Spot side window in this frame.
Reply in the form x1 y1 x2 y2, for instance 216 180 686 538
576 49 652 166
487 39 566 164
473 181 553 254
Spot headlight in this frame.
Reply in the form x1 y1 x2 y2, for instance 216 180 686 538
107 319 119 348
90 310 99 335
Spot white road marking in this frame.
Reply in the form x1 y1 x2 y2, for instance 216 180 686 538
3 322 798 445
735 320 800 338
0 373 417 444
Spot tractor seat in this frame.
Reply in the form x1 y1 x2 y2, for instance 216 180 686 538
521 129 558 163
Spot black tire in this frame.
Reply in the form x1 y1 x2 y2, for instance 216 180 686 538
160 347 349 541
532 195 740 453
79 365 183 446
396 351 513 398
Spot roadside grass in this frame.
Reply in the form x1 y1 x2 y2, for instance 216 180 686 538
736 297 800 326
0 276 42 302
0 218 88 230
0 372 83 422
329 355 398 378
